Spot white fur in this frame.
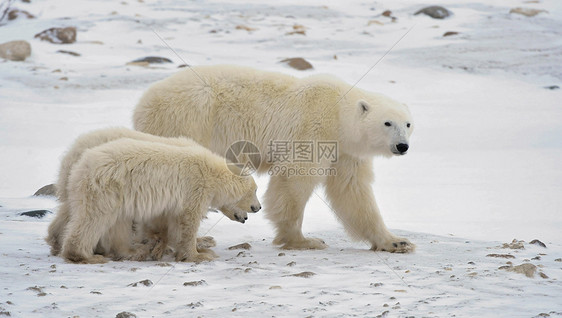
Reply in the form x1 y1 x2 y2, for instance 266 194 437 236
60 138 260 264
133 65 414 252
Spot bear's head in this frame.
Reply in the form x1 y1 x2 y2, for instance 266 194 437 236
343 91 413 158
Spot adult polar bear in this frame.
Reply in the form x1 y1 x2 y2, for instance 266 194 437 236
134 65 414 253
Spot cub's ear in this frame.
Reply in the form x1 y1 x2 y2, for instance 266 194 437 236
359 101 369 114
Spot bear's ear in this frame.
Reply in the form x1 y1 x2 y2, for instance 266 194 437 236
359 101 369 114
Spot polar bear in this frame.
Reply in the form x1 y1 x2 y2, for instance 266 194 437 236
133 65 414 253
46 127 250 257
61 138 261 264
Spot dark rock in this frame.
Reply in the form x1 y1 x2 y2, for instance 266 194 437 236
127 279 153 287
20 210 51 218
530 239 546 248
183 280 206 287
35 27 77 44
8 9 35 20
415 6 451 19
382 10 392 17
56 50 80 57
544 85 559 90
33 184 57 197
115 312 137 318
443 31 459 37
280 57 313 70
0 40 31 61
486 254 515 259
130 56 172 64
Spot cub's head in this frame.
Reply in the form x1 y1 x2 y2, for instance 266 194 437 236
219 176 261 223
352 93 413 158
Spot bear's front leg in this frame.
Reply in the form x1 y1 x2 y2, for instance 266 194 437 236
172 209 216 262
325 154 415 253
264 175 327 250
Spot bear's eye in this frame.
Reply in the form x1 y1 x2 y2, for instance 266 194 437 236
407 123 411 128
384 122 392 127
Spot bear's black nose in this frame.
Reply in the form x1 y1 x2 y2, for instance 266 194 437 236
396 143 409 153
251 205 261 212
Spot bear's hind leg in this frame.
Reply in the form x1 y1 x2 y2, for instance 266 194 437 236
264 175 327 250
45 201 72 256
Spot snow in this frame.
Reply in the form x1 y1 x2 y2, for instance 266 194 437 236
1 0 561 317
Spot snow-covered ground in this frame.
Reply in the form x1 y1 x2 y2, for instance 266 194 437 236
1 0 561 317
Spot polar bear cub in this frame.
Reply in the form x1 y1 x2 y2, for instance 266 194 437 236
61 138 261 264
46 127 250 258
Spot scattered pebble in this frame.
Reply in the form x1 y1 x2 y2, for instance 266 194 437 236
443 31 459 37
544 85 559 90
127 279 153 287
415 6 451 19
509 7 548 17
183 280 206 287
278 253 286 257
33 184 57 196
269 286 282 290
529 239 546 248
19 210 51 218
502 239 525 249
280 57 313 70
235 25 257 32
285 271 316 278
228 243 251 250
0 40 31 61
115 312 137 318
35 27 77 44
8 9 35 20
500 263 537 278
486 254 515 259
286 261 296 267
127 56 172 66
370 282 383 287
57 50 81 57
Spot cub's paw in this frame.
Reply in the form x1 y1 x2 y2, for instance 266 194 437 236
278 237 328 250
176 252 216 263
372 237 415 253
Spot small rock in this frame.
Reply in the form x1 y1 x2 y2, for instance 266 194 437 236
19 210 51 218
286 271 316 278
280 57 313 70
501 263 537 278
555 258 561 262
269 285 282 290
228 243 251 250
530 239 547 248
235 25 257 32
502 239 525 249
382 10 392 17
286 24 306 36
115 312 137 318
544 85 559 90
539 272 549 279
90 291 102 295
183 280 206 287
8 9 35 20
443 31 459 37
33 184 57 197
510 7 547 17
56 50 81 57
0 40 31 61
35 27 77 44
127 279 153 287
367 20 384 26
415 6 451 19
129 56 172 64
486 254 515 259
370 282 383 287
278 253 285 256
286 261 296 267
